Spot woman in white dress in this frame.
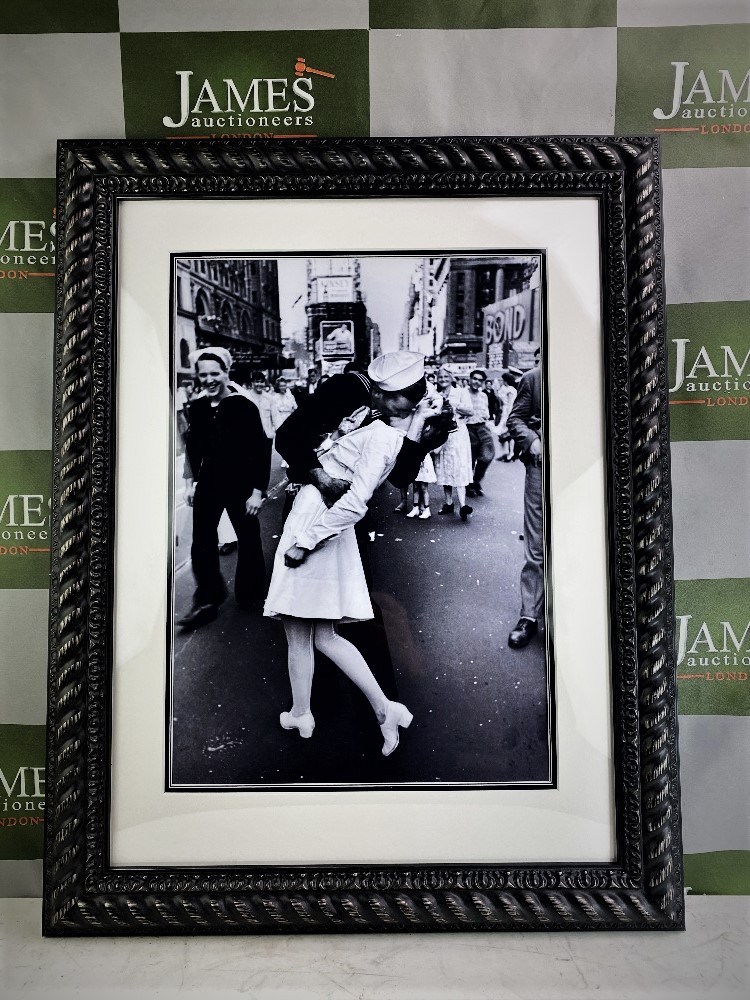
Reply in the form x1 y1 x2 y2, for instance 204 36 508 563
495 370 518 461
264 357 438 755
433 365 474 521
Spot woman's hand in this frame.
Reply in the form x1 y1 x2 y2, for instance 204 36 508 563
335 405 370 437
405 395 440 443
184 480 196 507
245 489 264 516
415 395 440 420
284 544 309 567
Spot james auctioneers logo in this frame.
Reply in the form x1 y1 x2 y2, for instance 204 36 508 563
162 61 327 134
675 579 750 717
0 179 56 313
0 725 45 861
668 302 750 442
120 31 369 140
653 61 749 133
616 24 750 168
0 452 51 590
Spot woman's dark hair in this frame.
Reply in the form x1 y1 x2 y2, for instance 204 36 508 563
383 375 427 404
196 351 228 372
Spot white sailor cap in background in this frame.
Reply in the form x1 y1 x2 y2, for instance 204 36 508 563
189 346 233 372
367 351 425 391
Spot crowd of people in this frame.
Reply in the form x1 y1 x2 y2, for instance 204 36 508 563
174 347 544 758
393 365 523 521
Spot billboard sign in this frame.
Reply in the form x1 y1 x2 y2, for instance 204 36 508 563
484 288 535 369
316 275 354 302
484 288 533 345
320 320 355 357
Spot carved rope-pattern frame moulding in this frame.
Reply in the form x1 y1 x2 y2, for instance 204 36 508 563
45 136 683 935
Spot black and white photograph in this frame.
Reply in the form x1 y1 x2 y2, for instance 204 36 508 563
168 252 552 790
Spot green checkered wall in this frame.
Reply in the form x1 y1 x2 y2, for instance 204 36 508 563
0 0 747 897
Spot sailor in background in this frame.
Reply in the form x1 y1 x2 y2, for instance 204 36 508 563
180 348 271 630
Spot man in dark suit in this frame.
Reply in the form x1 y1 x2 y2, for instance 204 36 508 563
506 364 544 648
180 348 271 630
291 367 320 404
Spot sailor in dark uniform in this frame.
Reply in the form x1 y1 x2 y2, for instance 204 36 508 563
180 347 271 630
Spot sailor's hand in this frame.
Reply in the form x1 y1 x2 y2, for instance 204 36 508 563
245 489 264 516
310 468 349 507
284 544 309 567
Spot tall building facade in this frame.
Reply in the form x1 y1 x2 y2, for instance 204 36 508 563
174 257 282 383
439 256 540 368
305 258 372 374
398 255 540 370
400 257 447 359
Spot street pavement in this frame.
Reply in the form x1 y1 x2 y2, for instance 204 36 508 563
171 448 552 788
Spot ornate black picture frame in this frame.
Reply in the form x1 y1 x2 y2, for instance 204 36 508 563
45 136 683 935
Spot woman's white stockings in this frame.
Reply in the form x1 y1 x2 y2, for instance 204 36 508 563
282 617 388 723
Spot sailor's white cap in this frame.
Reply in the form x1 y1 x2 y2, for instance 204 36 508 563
189 346 233 372
367 351 425 392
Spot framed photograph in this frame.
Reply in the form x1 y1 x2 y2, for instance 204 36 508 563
168 249 552 793
45 136 683 934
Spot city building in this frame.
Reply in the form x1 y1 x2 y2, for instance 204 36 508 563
439 256 541 370
400 257 447 360
305 258 371 374
174 257 282 384
366 315 381 362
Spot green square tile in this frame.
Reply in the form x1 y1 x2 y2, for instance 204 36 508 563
0 180 56 314
616 25 750 167
369 0 616 28
668 302 750 442
676 578 750 715
0 452 51 589
0 0 119 32
121 30 370 140
0 725 45 860
684 851 750 895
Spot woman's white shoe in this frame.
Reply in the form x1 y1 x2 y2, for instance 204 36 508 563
280 710 315 738
380 701 413 756
406 505 420 518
